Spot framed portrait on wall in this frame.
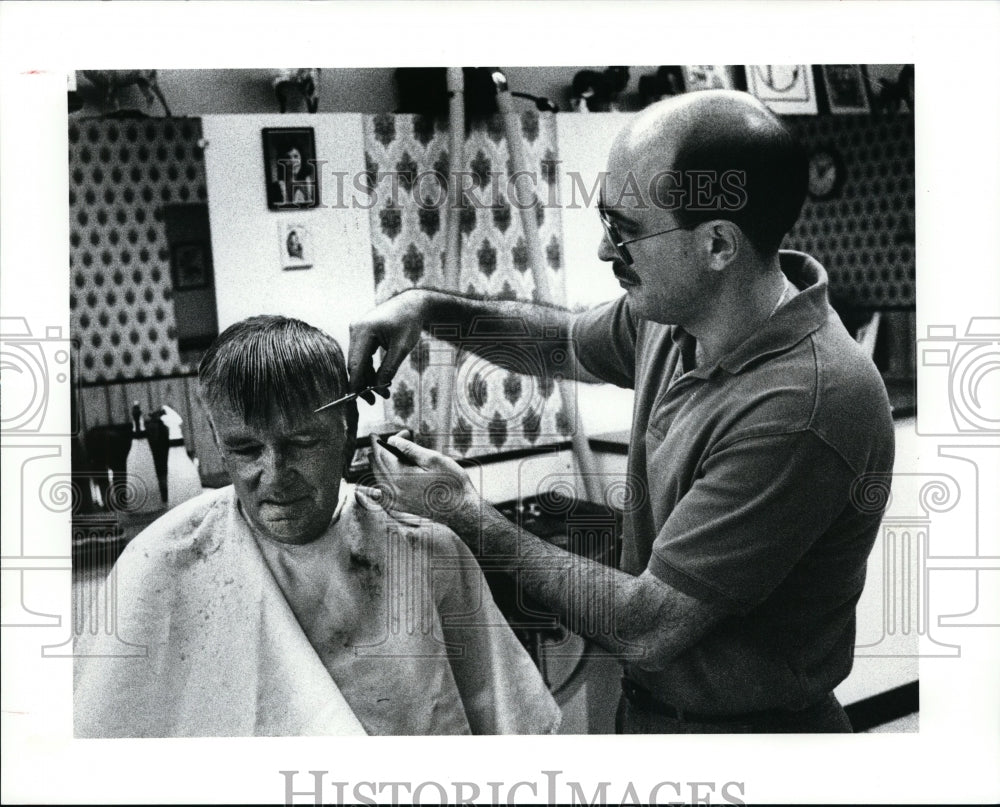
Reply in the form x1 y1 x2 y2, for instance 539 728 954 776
821 65 871 114
170 242 213 290
682 65 734 92
262 127 319 210
745 65 818 114
279 221 313 270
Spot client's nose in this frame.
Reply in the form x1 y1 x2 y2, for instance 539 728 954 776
258 444 298 487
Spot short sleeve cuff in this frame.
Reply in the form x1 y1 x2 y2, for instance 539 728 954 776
647 550 750 615
570 297 637 388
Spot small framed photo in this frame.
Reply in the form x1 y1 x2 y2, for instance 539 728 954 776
279 222 313 270
683 65 734 92
745 65 818 114
822 65 871 114
170 242 213 290
262 127 319 210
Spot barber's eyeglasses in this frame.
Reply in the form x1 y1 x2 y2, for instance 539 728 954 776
598 202 692 266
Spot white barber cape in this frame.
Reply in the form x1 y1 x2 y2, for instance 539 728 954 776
74 484 560 737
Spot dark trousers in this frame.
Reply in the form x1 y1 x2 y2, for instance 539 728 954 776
616 690 853 734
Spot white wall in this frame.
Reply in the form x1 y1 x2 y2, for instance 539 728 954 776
556 112 636 436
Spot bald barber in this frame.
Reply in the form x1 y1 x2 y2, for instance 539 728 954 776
350 90 895 733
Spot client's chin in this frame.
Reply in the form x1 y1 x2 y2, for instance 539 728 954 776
254 500 326 543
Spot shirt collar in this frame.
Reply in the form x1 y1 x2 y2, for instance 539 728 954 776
670 250 833 378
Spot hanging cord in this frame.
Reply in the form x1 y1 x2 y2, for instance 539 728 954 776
492 69 602 504
428 68 466 453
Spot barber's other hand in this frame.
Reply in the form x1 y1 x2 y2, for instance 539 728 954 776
348 290 428 404
367 430 478 528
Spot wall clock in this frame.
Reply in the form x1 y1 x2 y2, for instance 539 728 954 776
807 148 845 200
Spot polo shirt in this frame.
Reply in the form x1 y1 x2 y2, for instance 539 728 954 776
572 251 895 714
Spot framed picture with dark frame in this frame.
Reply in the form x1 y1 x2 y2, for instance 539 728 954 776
170 241 213 290
822 65 871 114
262 127 320 210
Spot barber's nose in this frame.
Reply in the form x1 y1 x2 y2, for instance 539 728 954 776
597 228 617 263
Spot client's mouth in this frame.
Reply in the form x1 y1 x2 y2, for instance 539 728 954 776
262 495 309 507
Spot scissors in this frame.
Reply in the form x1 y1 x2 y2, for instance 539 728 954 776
313 383 391 413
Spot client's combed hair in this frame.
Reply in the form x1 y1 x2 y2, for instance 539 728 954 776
198 315 348 428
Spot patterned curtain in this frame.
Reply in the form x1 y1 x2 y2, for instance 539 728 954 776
363 111 571 457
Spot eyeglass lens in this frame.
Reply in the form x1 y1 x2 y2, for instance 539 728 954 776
599 203 633 265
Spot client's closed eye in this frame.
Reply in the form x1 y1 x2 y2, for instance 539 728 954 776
227 443 262 457
290 439 320 448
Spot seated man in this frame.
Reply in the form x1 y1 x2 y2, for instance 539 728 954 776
74 315 559 737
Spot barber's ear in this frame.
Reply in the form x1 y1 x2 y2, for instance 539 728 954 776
703 220 740 270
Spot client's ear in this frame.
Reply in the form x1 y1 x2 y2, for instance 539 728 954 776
342 400 359 474
207 418 221 450
197 388 222 450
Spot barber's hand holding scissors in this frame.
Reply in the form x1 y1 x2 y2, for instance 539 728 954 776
364 429 478 529
347 291 428 404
